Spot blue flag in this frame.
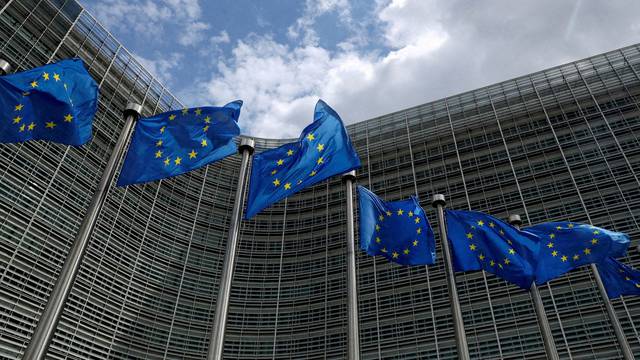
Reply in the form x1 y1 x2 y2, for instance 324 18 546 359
446 210 540 289
597 257 640 299
0 58 98 146
358 186 435 266
524 222 630 285
244 100 361 219
117 102 242 186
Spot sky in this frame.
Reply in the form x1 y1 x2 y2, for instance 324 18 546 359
80 0 640 139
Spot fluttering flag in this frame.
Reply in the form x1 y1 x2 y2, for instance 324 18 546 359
596 257 640 299
0 58 98 146
116 101 242 186
523 222 630 285
244 100 361 219
358 186 435 266
446 210 539 289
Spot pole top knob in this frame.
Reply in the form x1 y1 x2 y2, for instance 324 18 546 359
342 170 356 182
124 102 143 118
239 137 255 154
508 214 522 226
431 194 445 207
0 59 12 75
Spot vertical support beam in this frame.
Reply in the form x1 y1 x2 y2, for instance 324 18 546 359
23 102 142 360
207 138 255 360
0 59 12 75
431 194 469 360
342 170 360 360
508 214 559 360
590 263 634 360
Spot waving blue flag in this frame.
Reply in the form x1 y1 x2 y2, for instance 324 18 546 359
358 186 435 266
524 222 630 285
244 100 361 219
597 257 640 299
117 102 242 186
446 210 539 289
0 58 98 146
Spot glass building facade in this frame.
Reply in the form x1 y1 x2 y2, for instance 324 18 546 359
1 0 639 359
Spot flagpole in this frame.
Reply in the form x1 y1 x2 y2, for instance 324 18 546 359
507 214 559 360
342 170 361 360
0 59 11 75
431 194 470 360
207 137 255 360
590 263 634 360
23 102 142 360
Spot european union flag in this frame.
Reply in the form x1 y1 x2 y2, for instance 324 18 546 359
597 257 640 299
244 100 361 219
524 222 630 285
0 58 98 146
116 101 242 186
358 186 435 265
446 210 539 289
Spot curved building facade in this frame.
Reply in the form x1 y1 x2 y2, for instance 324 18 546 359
1 0 640 359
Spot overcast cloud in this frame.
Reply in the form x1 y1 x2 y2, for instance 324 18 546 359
84 0 640 138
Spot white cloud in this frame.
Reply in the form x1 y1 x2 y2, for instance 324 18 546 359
86 0 209 47
134 52 183 85
197 0 640 139
211 30 231 45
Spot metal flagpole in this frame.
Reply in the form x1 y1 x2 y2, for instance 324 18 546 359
507 214 559 360
431 194 470 360
590 263 634 360
342 170 361 360
207 137 255 360
0 59 12 75
23 102 142 360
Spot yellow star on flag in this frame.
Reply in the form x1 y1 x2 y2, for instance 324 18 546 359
201 139 208 147
416 228 422 234
189 150 197 159
508 248 515 255
42 72 50 80
306 133 315 141
273 178 280 186
160 126 166 133
583 248 591 255
155 150 162 158
469 244 477 251
181 108 188 115
378 215 384 221
414 217 420 224
397 209 404 215
53 73 60 81
403 249 410 255
28 122 36 130
386 210 392 216
194 108 202 115
479 254 485 260
277 159 284 166
64 114 73 122
504 258 511 265
169 114 176 121
310 170 316 176
30 81 38 88
271 170 277 175
284 183 291 190
317 157 324 164
477 220 484 226
164 157 170 166
204 116 211 123
412 239 418 246
408 211 414 217
13 116 22 124
19 124 25 132
14 104 23 111
174 157 182 165
547 242 554 248
551 250 558 257
317 143 324 152
561 255 568 262
45 121 56 129
573 254 580 261
392 251 399 259
375 237 381 243
591 238 598 245
156 140 163 147
287 149 294 156
466 233 473 239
